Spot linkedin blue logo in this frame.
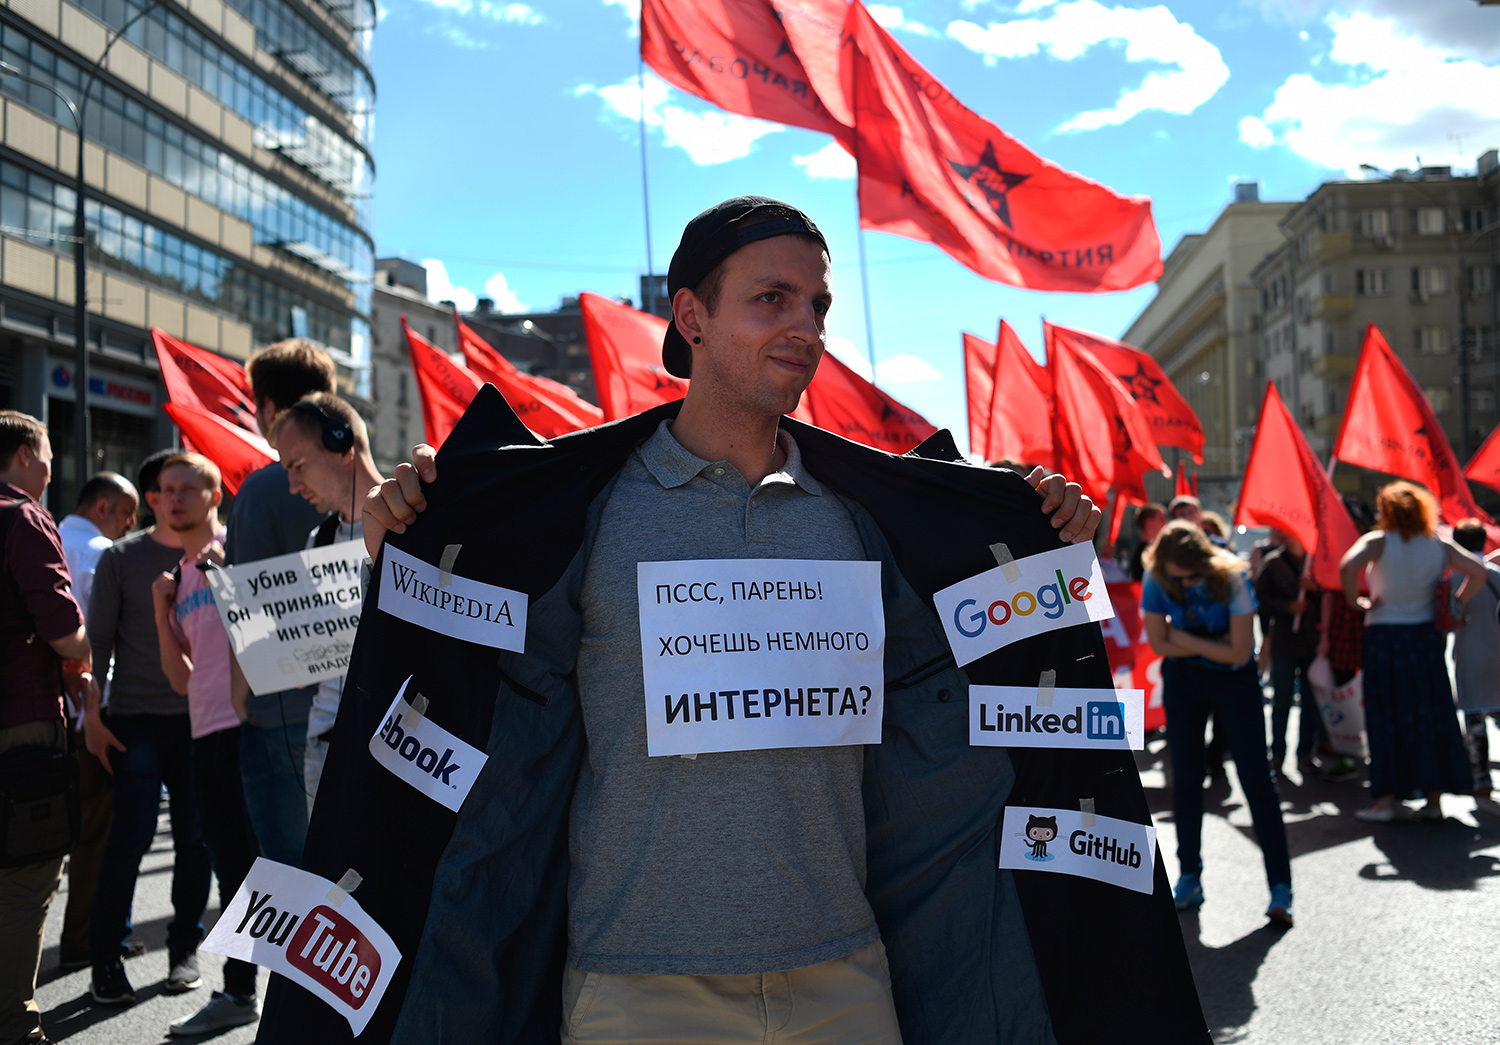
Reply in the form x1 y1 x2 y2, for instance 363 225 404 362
1086 701 1125 740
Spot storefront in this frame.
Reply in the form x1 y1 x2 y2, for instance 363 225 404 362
43 358 163 517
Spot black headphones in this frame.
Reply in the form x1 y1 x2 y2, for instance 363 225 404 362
290 400 355 454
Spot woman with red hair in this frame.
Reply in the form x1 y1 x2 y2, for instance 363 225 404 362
1340 482 1488 822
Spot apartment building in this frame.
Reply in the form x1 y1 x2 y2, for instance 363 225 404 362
0 0 374 512
369 256 447 476
1121 183 1293 511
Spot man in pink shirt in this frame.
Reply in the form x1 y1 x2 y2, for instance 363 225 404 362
150 454 261 1037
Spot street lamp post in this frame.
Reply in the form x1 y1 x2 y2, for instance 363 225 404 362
0 0 167 492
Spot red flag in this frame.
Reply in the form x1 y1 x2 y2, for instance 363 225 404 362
456 319 603 438
845 2 1161 293
962 331 996 460
162 401 274 496
402 317 482 449
1236 382 1362 590
1191 472 1199 497
1464 423 1500 496
1048 326 1168 503
790 351 937 451
579 292 688 420
1174 466 1190 500
1332 324 1492 525
1044 323 1202 462
986 321 1054 469
641 0 852 143
151 329 259 434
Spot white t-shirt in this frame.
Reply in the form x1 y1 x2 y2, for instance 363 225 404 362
59 514 112 625
305 517 364 741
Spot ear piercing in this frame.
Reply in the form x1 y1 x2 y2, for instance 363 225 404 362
693 337 701 344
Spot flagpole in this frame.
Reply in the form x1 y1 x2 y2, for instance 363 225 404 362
638 54 657 318
857 226 876 375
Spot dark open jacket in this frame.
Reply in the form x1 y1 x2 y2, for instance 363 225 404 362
257 388 1206 1044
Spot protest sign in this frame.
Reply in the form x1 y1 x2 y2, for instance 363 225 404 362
377 545 527 652
202 858 400 1035
369 676 488 812
970 686 1144 750
932 543 1116 666
637 559 884 757
205 541 366 696
999 804 1157 895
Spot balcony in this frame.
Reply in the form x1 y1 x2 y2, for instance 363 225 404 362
1315 352 1357 377
1313 293 1356 320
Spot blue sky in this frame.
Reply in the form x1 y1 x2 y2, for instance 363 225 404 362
366 0 1500 444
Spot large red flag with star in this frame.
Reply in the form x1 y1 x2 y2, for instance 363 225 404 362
1332 323 1492 526
579 292 688 421
791 351 937 452
844 2 1162 293
1049 330 1168 503
402 317 482 449
986 320 1054 469
1044 322 1203 461
151 329 259 434
162 401 274 496
1237 382 1361 590
1464 423 1500 496
456 317 603 437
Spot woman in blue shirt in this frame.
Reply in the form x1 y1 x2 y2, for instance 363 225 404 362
1143 521 1293 927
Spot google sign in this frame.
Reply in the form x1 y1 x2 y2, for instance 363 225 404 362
933 543 1117 666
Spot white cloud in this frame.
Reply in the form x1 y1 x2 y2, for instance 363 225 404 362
601 0 638 37
580 73 784 166
1242 12 1500 175
868 4 941 38
876 354 942 384
947 2 1229 133
423 259 477 312
483 272 527 313
412 0 543 32
826 336 873 382
793 142 857 180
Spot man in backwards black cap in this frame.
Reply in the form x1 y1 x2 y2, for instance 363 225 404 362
358 196 1103 1041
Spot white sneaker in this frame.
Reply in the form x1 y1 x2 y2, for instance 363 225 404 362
168 991 259 1036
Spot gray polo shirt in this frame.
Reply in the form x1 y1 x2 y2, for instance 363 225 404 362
568 420 879 976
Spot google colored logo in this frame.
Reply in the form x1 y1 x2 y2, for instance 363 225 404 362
953 569 1094 638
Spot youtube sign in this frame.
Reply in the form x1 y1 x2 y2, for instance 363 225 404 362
203 858 401 1035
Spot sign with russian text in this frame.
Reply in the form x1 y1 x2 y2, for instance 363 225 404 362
998 805 1157 895
202 858 401 1035
369 677 488 812
377 545 527 651
932 543 1116 666
637 559 885 757
970 686 1145 750
205 541 366 696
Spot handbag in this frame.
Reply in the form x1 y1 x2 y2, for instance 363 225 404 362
0 744 80 867
1306 656 1368 759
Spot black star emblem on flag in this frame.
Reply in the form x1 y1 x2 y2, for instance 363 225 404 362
1117 362 1164 405
948 141 1029 229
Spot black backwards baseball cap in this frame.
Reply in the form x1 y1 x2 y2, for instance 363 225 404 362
661 196 829 379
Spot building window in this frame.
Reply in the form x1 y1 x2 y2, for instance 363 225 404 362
1325 331 1337 354
1360 209 1390 236
1356 268 1391 295
1416 207 1446 235
1425 387 1450 413
1469 266 1493 294
1412 265 1447 295
1464 207 1490 233
1466 326 1493 360
1415 326 1451 355
1473 389 1495 415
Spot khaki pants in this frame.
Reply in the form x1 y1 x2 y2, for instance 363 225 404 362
562 941 903 1045
0 719 67 1043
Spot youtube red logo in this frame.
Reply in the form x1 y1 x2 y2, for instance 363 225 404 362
202 857 401 1035
286 904 381 1008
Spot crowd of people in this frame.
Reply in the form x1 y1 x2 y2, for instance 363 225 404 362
0 339 388 1045
1120 484 1499 927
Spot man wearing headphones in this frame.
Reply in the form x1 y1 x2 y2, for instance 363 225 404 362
267 393 383 810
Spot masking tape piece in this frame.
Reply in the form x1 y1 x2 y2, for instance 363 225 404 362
326 869 363 908
1079 798 1096 829
989 542 1022 583
437 544 462 589
406 692 429 729
1036 669 1056 708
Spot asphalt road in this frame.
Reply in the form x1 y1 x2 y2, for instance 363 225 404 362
30 710 1500 1044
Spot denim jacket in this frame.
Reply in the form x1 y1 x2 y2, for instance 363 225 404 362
257 388 1207 1045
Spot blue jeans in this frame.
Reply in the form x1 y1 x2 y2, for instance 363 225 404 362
1269 653 1324 763
239 720 308 866
90 713 210 964
1163 659 1292 890
191 727 260 997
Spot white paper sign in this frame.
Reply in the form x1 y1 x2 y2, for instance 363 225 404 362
201 858 401 1035
637 559 885 757
932 544 1116 666
369 676 488 812
970 687 1145 750
998 805 1157 895
378 544 527 652
205 541 367 696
